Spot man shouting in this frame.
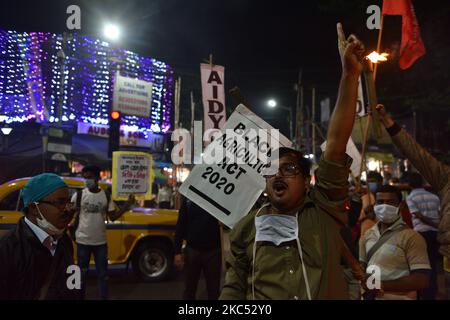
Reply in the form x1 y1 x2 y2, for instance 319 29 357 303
220 23 365 300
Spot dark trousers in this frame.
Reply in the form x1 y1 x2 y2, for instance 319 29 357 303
159 201 171 209
183 246 221 300
445 271 450 300
77 243 109 300
419 231 439 300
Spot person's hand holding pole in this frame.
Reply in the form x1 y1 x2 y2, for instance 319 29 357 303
174 253 184 269
351 263 366 282
337 23 365 78
375 104 396 129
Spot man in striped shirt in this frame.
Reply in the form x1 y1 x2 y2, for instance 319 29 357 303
406 172 441 300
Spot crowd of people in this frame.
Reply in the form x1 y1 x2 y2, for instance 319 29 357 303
0 23 449 300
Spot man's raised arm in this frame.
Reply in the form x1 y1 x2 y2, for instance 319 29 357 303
376 104 449 193
324 23 365 163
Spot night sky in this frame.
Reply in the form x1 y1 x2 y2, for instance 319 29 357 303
0 0 449 144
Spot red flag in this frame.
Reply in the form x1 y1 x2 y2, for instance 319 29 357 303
382 0 426 69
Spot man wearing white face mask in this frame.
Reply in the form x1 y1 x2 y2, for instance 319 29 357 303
359 185 431 300
70 165 134 299
0 173 80 300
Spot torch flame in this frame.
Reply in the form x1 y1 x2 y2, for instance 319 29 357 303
366 51 389 63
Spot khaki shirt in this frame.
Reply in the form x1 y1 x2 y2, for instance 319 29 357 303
391 129 450 257
220 155 352 300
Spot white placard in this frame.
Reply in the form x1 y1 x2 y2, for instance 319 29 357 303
179 104 292 228
321 137 361 177
113 73 153 118
356 76 366 117
112 151 153 200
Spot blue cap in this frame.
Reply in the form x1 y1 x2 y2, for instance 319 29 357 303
22 173 67 208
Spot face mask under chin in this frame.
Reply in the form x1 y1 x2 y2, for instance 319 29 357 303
34 203 65 236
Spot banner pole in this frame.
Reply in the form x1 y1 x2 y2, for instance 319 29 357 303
373 14 385 81
229 87 252 111
358 13 385 180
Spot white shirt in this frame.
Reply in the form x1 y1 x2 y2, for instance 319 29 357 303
71 188 115 246
157 187 172 203
24 217 58 256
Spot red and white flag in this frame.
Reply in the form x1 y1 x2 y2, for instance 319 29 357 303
382 0 426 69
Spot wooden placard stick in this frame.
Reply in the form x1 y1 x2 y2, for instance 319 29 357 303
229 86 253 111
363 60 382 140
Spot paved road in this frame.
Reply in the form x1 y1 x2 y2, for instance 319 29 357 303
86 264 449 300
85 265 212 300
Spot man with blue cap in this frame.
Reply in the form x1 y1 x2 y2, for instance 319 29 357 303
0 173 81 300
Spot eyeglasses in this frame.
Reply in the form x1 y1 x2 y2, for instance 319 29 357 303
263 163 301 178
38 200 72 210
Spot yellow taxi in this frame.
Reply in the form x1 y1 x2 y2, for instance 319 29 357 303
0 176 179 282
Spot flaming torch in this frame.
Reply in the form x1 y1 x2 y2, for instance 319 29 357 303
367 51 389 64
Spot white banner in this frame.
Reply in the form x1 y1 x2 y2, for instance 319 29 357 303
180 104 292 228
321 137 361 177
320 97 330 123
77 122 164 151
356 76 366 117
113 73 153 118
200 63 226 136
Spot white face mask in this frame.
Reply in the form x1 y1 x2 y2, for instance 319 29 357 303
255 214 299 246
374 204 400 224
252 204 311 300
34 203 65 236
85 179 97 189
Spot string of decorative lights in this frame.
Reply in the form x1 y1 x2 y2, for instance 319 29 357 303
0 29 173 134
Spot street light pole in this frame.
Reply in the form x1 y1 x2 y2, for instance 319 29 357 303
57 32 70 126
288 107 293 142
267 100 293 141
0 127 12 152
295 68 303 150
312 87 316 160
278 105 293 142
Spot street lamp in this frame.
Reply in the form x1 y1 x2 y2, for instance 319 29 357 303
103 23 121 41
1 126 12 135
267 99 277 108
0 125 12 152
266 99 293 141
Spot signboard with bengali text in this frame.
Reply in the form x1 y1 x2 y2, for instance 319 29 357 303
112 151 154 201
